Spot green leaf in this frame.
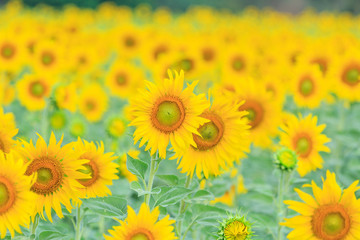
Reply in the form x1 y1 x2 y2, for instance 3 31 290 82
83 196 127 218
156 174 179 186
38 231 68 240
191 204 227 218
154 187 192 207
130 181 161 196
126 154 148 181
191 190 214 201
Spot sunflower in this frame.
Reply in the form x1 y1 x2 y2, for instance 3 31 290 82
291 64 329 109
118 149 139 183
19 132 89 222
111 24 144 59
54 82 78 113
279 114 331 177
330 49 360 102
222 79 283 148
32 40 65 76
78 83 108 122
282 171 360 240
104 203 177 240
107 117 127 139
0 108 18 154
71 138 118 199
218 213 253 240
0 152 35 239
105 61 145 99
129 70 209 159
0 31 25 72
171 96 250 178
16 74 52 111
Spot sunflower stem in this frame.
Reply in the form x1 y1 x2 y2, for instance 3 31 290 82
335 100 345 175
177 174 192 237
144 154 157 205
75 205 82 240
29 214 39 239
277 171 285 240
41 99 49 140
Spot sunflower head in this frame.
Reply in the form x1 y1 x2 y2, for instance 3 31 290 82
274 148 298 171
218 213 253 240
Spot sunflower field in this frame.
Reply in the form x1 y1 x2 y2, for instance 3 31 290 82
1 1 360 239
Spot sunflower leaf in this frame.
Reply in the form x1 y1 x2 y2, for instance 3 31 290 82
153 186 192 207
126 154 148 181
82 196 127 218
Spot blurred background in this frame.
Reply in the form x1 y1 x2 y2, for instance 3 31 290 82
1 0 360 14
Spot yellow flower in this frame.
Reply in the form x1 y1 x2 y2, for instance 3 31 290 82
291 64 329 109
118 149 139 183
282 171 360 240
78 83 108 122
72 138 118 199
0 32 25 72
105 61 145 99
104 203 177 240
54 82 78 113
32 40 65 76
129 70 209 159
16 74 52 111
172 96 250 178
0 152 35 239
0 108 18 154
107 117 126 138
19 133 89 222
279 114 331 177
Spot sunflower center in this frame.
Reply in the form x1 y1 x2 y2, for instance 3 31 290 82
26 157 63 195
299 78 314 96
311 58 328 74
278 150 297 169
0 177 15 214
41 52 54 66
312 204 350 240
86 100 96 111
124 36 136 48
342 64 360 86
153 45 167 60
30 81 46 98
193 112 224 151
295 136 312 157
224 220 249 240
115 73 127 86
232 57 244 72
238 100 264 129
128 228 154 240
1 44 15 59
151 96 185 133
0 139 5 153
203 48 215 62
78 161 99 187
179 58 194 72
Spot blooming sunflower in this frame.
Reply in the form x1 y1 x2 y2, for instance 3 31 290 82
279 114 331 177
16 74 52 111
104 203 177 240
32 40 65 76
291 64 329 109
0 108 18 154
105 61 144 99
222 79 283 148
72 138 118 199
118 149 139 183
19 132 89 222
78 83 108 122
129 70 209 159
171 96 250 178
282 171 360 240
0 152 35 239
0 32 25 72
54 82 78 113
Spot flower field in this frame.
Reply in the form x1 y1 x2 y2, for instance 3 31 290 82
1 1 360 239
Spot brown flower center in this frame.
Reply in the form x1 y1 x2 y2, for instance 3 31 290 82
202 48 215 62
85 99 97 111
311 57 328 74
29 81 46 98
293 133 312 158
193 112 224 151
0 176 16 214
153 45 167 60
124 36 136 48
127 228 154 240
238 99 264 129
78 160 99 187
41 51 55 66
1 43 16 59
299 76 315 97
25 157 63 195
151 96 186 133
312 204 350 240
232 56 245 72
115 73 127 86
342 63 360 87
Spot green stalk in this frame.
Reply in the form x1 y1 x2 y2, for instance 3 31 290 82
144 154 157 205
177 174 192 238
75 205 82 240
277 171 285 240
29 214 39 240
